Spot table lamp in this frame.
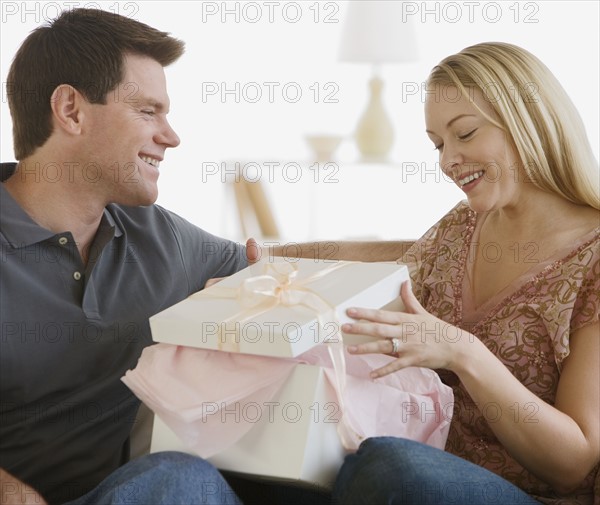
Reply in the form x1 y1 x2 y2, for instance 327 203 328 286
339 1 417 161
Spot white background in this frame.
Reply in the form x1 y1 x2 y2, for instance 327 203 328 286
1 1 598 241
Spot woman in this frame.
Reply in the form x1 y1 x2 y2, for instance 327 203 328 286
336 42 599 505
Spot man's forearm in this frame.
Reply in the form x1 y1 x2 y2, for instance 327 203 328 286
262 240 415 262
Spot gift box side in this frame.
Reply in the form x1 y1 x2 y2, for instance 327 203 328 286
333 264 409 325
150 364 345 488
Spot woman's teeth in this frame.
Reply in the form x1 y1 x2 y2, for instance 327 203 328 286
459 171 484 187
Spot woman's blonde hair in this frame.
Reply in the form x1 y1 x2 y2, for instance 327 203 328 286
427 42 599 210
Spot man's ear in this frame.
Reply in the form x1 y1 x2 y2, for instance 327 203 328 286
49 84 86 135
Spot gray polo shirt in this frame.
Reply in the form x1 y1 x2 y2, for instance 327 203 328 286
0 162 247 504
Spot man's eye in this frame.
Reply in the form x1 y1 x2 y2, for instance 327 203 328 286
433 144 443 152
142 110 155 116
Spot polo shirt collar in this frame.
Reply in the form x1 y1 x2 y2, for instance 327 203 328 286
1 162 123 248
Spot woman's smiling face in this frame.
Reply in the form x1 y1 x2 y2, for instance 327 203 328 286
425 84 527 214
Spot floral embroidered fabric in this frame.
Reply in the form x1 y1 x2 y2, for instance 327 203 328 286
402 201 600 505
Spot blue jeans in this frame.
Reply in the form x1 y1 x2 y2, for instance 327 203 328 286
64 452 241 505
333 438 542 505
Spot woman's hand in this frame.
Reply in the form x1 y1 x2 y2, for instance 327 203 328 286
343 281 475 378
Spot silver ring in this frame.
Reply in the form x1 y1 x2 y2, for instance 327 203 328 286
390 338 400 355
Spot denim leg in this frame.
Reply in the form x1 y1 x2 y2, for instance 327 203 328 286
64 452 241 505
333 437 542 505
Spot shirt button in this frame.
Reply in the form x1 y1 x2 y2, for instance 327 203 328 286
73 271 82 281
58 237 68 246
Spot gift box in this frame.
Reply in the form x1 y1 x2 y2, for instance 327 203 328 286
149 361 345 489
124 259 453 490
137 345 453 489
149 258 410 358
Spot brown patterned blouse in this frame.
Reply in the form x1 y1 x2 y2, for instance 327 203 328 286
402 201 600 505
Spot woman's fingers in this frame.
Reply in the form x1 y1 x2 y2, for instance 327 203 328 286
346 339 421 378
342 321 398 340
370 357 414 379
346 337 400 356
344 281 423 324
346 307 405 325
342 318 420 342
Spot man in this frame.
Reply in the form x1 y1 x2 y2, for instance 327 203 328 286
0 8 255 504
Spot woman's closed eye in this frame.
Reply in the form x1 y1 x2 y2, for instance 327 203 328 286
458 128 477 140
432 128 477 151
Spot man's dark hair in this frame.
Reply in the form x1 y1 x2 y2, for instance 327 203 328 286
6 8 185 160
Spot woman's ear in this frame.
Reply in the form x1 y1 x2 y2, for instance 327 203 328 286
49 84 85 135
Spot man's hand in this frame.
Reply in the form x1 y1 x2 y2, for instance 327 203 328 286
205 238 261 289
0 469 48 505
204 277 225 289
246 237 261 264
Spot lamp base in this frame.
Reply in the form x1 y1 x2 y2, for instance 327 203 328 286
355 75 394 161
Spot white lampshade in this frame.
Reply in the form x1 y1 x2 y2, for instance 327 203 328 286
339 1 418 64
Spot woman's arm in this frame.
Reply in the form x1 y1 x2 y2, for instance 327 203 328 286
455 320 599 493
343 283 600 494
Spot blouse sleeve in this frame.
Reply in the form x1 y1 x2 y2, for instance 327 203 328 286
544 232 599 368
400 201 469 307
570 243 600 333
